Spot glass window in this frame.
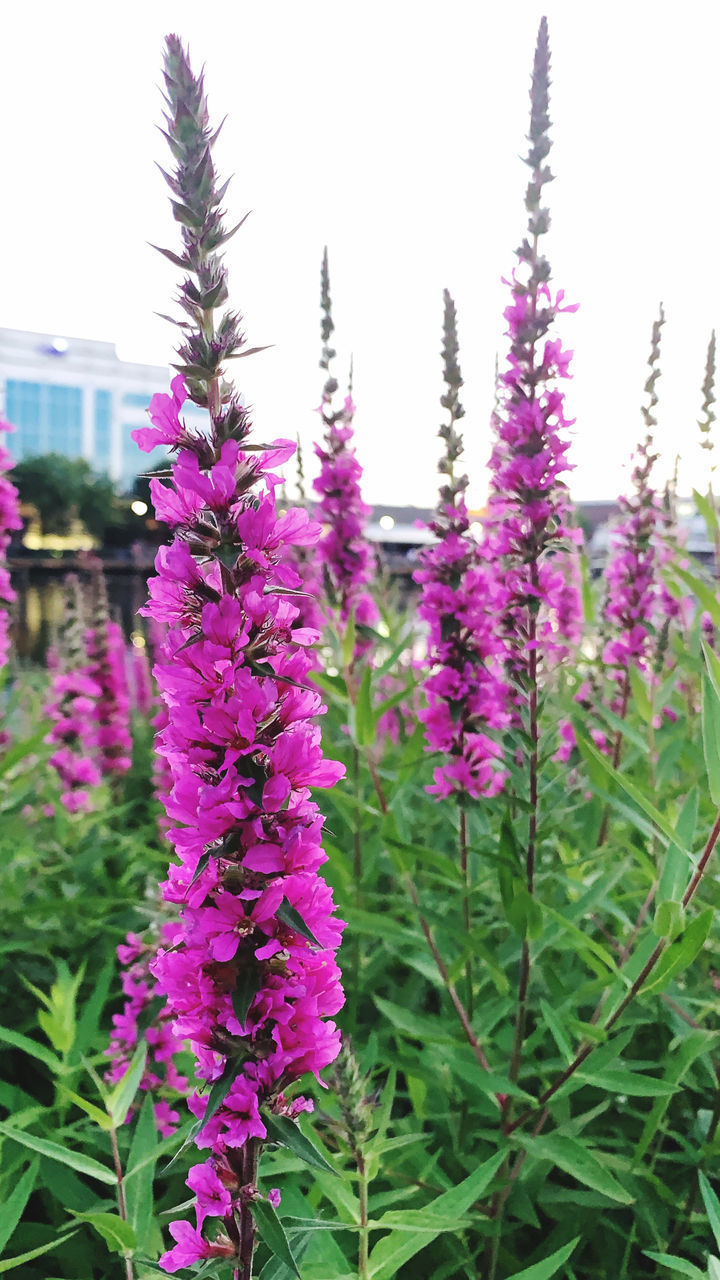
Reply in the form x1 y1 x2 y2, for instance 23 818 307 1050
5 379 83 459
6 381 44 457
46 385 82 455
94 390 112 470
122 392 152 410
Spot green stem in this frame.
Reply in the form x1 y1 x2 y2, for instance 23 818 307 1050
597 670 631 848
459 807 473 1018
350 746 363 1028
109 1125 134 1280
357 1149 370 1280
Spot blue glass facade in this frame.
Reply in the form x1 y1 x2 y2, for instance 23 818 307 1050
6 379 83 460
122 423 145 487
94 389 112 472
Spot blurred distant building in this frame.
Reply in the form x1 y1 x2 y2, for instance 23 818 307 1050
0 327 206 490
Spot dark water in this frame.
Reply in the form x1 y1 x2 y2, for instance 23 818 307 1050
10 565 151 663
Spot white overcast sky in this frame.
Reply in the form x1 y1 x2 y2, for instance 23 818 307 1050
1 0 718 508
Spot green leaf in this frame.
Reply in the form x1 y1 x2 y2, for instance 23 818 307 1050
232 967 262 1027
354 666 375 748
575 1068 673 1097
575 732 680 847
263 1112 338 1176
642 1251 706 1279
703 675 720 804
126 1093 159 1253
0 1121 116 1185
694 488 720 537
642 908 713 994
71 1211 137 1256
654 899 686 941
163 1059 246 1171
35 961 84 1057
0 1231 79 1273
628 664 653 723
517 1132 634 1204
0 1157 39 1252
276 897 320 947
106 1041 148 1128
540 999 573 1062
0 1024 63 1074
580 551 595 624
250 1200 300 1277
282 1217 356 1233
507 1236 581 1279
658 790 698 902
634 1030 716 1164
700 1171 720 1251
58 1086 113 1130
674 563 720 625
373 996 455 1045
703 638 720 703
367 1151 505 1279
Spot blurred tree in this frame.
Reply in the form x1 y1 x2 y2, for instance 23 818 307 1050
13 454 117 539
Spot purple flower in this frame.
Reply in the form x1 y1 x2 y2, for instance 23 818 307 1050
140 387 346 1239
415 291 510 800
312 251 378 647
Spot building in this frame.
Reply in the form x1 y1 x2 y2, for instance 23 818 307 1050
0 327 206 490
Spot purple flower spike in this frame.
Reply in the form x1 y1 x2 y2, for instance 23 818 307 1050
144 38 346 1270
312 249 378 649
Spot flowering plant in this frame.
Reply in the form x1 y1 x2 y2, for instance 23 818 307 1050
134 37 347 1273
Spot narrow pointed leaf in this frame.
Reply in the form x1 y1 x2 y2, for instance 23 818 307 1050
263 1112 337 1176
107 1041 148 1128
0 1231 79 1273
250 1199 300 1277
71 1211 137 1255
0 1157 39 1252
700 1171 720 1250
507 1237 581 1279
0 1121 116 1184
276 897 320 947
232 967 262 1027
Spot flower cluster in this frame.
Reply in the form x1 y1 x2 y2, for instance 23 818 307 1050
45 577 102 813
283 435 326 640
313 248 378 641
128 640 155 716
0 417 22 668
415 290 509 800
85 573 132 779
106 925 188 1136
602 308 667 701
138 374 346 1269
484 17 581 695
135 41 347 1267
486 280 581 676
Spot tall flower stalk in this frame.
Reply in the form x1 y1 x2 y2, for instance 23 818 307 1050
45 576 102 813
415 292 509 1013
698 331 720 574
284 434 325 638
415 290 509 805
85 570 133 782
0 417 21 670
483 17 580 1121
602 307 665 754
136 37 345 1275
313 248 378 647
